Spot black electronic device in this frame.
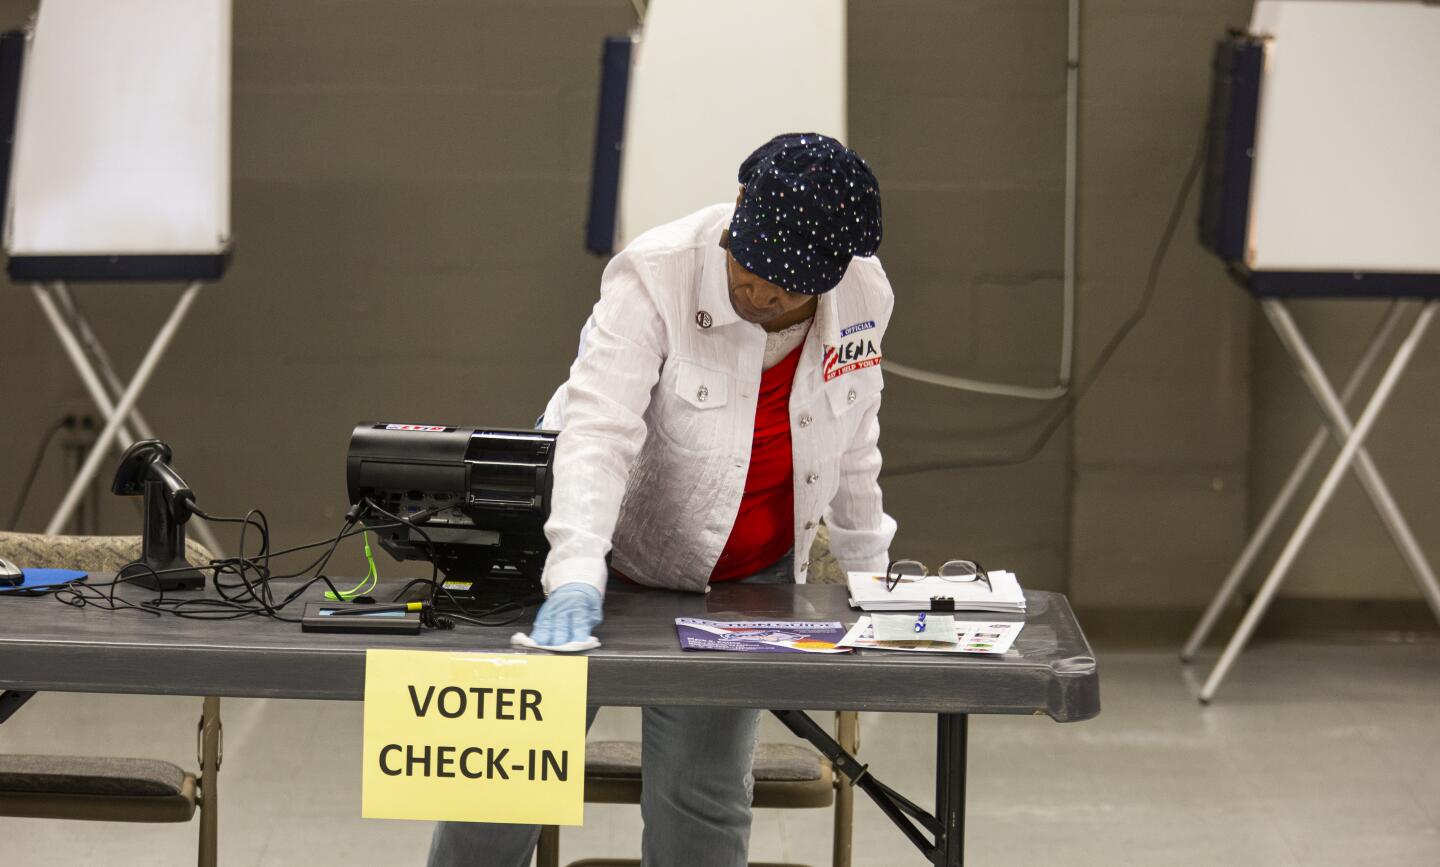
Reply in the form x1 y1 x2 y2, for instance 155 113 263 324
301 602 422 635
345 423 558 611
0 556 22 587
110 439 205 591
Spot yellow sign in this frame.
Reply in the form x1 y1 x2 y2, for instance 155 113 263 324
362 649 588 825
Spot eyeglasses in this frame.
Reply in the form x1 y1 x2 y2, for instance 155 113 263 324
884 559 992 594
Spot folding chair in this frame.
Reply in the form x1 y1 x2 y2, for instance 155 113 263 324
536 711 860 867
0 532 223 867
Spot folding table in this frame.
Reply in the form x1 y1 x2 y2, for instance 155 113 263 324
0 580 1101 867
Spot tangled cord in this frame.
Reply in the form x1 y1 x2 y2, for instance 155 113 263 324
51 501 530 628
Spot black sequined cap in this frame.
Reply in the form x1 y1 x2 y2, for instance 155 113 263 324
728 133 882 296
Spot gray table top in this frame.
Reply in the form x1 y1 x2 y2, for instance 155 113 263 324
0 580 1099 721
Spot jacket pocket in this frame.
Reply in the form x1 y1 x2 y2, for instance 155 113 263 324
674 359 730 409
824 366 882 419
654 358 732 450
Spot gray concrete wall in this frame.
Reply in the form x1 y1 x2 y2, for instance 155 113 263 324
1068 0 1257 612
851 0 1073 592
6 1 1400 618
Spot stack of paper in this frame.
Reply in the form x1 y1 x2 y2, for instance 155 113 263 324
846 569 1027 614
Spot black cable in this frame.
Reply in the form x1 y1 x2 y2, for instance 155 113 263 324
7 416 71 530
882 124 1210 478
57 510 366 623
360 497 532 622
107 518 401 583
46 497 522 628
387 576 528 626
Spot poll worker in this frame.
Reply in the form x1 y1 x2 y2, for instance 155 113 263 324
428 133 895 867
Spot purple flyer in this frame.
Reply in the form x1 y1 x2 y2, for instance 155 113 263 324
675 618 853 654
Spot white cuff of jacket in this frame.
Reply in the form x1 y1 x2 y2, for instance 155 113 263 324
827 513 898 575
542 556 609 598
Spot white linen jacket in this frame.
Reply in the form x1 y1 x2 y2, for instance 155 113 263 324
540 204 897 595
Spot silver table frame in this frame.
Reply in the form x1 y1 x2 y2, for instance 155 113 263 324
28 280 225 558
1182 298 1440 702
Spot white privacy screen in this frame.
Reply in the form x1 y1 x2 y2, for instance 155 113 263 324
1246 1 1440 273
6 0 231 256
617 0 846 246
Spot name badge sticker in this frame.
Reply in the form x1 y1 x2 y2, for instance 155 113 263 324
823 333 882 382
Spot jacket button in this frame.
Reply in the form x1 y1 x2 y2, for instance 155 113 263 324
847 389 857 404
697 385 709 402
806 472 819 484
798 413 812 428
804 521 816 530
696 310 713 329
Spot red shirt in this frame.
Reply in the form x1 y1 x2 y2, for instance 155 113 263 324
709 342 804 582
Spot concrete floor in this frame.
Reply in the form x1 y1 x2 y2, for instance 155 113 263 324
2 641 1438 866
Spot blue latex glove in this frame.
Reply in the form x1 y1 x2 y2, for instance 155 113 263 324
527 583 603 647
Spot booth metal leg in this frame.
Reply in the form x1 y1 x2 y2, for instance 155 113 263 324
1263 301 1440 621
32 284 141 447
1181 302 1406 662
39 284 228 558
38 281 205 537
1199 300 1437 703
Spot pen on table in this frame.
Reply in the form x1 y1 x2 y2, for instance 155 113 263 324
913 612 927 633
326 601 424 617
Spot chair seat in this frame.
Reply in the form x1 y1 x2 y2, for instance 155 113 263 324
0 755 197 823
0 531 214 573
583 741 833 809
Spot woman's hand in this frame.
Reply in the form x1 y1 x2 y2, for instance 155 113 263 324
526 583 603 647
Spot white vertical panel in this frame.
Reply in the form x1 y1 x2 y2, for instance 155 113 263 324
6 0 231 256
1247 1 1440 272
618 0 846 245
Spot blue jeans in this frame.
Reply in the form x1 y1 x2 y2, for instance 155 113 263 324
427 554 794 867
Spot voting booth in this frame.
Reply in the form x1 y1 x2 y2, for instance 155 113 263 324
584 0 846 255
1 0 231 555
1184 0 1440 700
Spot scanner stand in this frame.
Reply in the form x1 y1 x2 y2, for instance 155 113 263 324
123 479 205 591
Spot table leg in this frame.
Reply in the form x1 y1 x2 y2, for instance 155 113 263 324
934 713 968 867
198 696 221 867
0 690 37 725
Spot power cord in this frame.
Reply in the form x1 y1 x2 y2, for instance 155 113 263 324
7 415 78 530
324 529 379 601
881 124 1210 477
